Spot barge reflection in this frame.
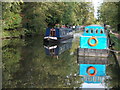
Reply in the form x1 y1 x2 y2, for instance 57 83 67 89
77 48 109 88
44 38 73 58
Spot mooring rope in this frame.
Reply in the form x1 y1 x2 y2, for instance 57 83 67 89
107 48 120 53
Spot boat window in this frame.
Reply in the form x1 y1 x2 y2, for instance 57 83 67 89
50 29 56 36
86 28 88 33
91 29 93 33
100 29 104 34
96 29 98 34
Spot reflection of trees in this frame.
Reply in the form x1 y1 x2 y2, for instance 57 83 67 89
106 52 120 88
3 36 81 88
64 72 82 88
2 39 24 88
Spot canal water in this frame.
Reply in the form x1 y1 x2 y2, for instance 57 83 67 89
2 34 120 88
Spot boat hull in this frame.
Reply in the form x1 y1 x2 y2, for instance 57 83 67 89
77 48 109 57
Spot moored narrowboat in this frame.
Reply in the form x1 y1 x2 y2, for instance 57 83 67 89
44 27 73 43
79 25 110 57
75 25 85 31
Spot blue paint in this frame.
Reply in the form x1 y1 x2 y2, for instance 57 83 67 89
55 28 60 37
79 64 106 76
83 25 106 36
89 69 94 74
45 28 72 39
80 25 108 49
45 46 59 56
45 28 51 36
80 36 107 49
44 41 72 56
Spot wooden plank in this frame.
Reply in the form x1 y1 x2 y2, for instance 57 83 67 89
77 56 108 64
78 48 109 57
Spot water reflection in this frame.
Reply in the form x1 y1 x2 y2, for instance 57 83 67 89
2 36 120 88
2 36 78 88
105 52 120 88
44 38 72 59
77 49 120 89
78 57 107 88
79 64 106 86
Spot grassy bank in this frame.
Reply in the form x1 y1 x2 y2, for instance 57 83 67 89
110 33 120 51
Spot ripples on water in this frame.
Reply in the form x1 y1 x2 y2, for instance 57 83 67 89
2 36 120 88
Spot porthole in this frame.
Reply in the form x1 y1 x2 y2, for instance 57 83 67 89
91 29 93 33
86 28 88 33
96 29 98 33
100 29 103 34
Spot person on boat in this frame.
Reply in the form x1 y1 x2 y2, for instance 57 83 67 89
104 24 107 30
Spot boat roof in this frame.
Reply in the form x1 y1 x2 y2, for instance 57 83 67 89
83 25 106 36
85 25 104 29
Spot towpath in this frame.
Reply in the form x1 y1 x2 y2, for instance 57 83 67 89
110 30 120 66
110 30 120 39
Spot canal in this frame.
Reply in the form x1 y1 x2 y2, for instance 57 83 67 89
2 33 120 88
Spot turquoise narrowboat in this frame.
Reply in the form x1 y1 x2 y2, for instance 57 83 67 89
44 27 73 42
79 25 110 57
80 25 109 49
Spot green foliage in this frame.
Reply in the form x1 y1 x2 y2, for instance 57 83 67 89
2 2 24 38
3 12 22 29
98 2 120 30
2 2 95 36
22 2 95 35
110 34 120 51
2 39 25 88
2 2 22 30
21 2 48 35
2 28 25 38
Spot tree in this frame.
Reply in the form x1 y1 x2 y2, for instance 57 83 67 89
2 2 22 30
98 2 119 30
2 2 95 36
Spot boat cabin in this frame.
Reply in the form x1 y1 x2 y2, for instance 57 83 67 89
44 27 73 42
83 25 106 36
80 25 109 49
